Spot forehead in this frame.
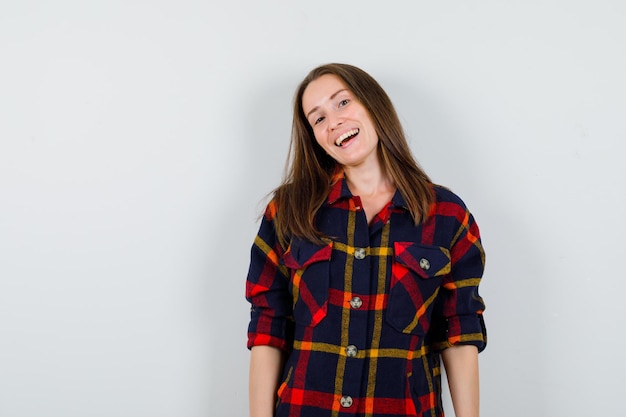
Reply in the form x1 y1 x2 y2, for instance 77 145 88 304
301 74 350 114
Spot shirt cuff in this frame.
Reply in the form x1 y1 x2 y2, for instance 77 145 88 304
433 313 487 352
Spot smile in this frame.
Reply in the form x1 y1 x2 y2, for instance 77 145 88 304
335 129 359 147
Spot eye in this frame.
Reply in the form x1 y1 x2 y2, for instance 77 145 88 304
314 116 325 125
338 99 350 107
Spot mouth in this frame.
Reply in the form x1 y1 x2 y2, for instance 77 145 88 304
335 129 359 147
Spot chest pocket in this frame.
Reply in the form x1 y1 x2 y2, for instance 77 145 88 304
282 238 333 327
386 242 451 336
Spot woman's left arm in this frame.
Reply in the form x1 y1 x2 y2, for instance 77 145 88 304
441 344 479 417
435 189 486 417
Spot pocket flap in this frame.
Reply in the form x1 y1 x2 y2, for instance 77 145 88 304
283 239 333 270
394 242 451 278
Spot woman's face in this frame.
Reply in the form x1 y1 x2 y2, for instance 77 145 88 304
301 74 379 169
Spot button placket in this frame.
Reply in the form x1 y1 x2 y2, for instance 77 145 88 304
340 395 353 408
345 345 358 358
349 296 362 309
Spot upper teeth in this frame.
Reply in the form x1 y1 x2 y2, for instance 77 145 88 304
335 129 359 146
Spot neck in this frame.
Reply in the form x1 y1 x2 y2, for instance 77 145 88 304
343 159 394 197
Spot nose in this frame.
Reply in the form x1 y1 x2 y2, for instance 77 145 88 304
328 114 343 131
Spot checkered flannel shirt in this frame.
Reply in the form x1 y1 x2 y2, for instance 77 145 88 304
246 172 487 417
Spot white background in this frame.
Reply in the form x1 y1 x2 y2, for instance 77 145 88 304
1 1 625 416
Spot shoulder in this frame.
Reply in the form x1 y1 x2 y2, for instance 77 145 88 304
432 184 468 210
263 199 279 221
428 185 479 227
428 186 483 251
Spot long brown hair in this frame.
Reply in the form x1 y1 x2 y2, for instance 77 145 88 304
272 63 433 246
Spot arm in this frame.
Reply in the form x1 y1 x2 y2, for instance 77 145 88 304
434 192 486 416
441 345 479 417
246 202 293 416
249 345 285 417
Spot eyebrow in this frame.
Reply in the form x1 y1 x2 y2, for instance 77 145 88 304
305 89 348 120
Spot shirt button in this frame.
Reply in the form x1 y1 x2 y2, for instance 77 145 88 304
419 258 431 271
349 297 363 309
354 248 366 260
340 395 353 408
346 345 358 357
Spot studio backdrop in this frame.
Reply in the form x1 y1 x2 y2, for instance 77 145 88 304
1 1 624 416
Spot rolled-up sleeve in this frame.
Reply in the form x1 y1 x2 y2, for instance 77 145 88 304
245 203 294 352
436 205 487 352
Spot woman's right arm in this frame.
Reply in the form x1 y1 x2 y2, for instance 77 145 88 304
249 345 284 417
246 202 292 417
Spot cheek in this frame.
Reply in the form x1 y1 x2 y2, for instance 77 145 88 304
312 129 326 146
315 137 329 151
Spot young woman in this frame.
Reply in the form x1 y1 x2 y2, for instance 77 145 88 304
246 63 487 417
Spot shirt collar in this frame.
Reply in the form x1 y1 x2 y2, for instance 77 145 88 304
326 169 353 205
326 169 410 212
390 188 409 211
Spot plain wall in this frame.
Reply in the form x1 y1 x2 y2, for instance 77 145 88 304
1 1 625 416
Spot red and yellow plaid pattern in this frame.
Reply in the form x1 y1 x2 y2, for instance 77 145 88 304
246 173 486 417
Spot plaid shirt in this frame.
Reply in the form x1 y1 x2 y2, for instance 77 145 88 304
246 172 487 417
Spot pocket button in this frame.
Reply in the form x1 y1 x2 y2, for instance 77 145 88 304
419 257 431 271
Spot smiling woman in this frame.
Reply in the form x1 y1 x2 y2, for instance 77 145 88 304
245 63 487 417
302 74 380 170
